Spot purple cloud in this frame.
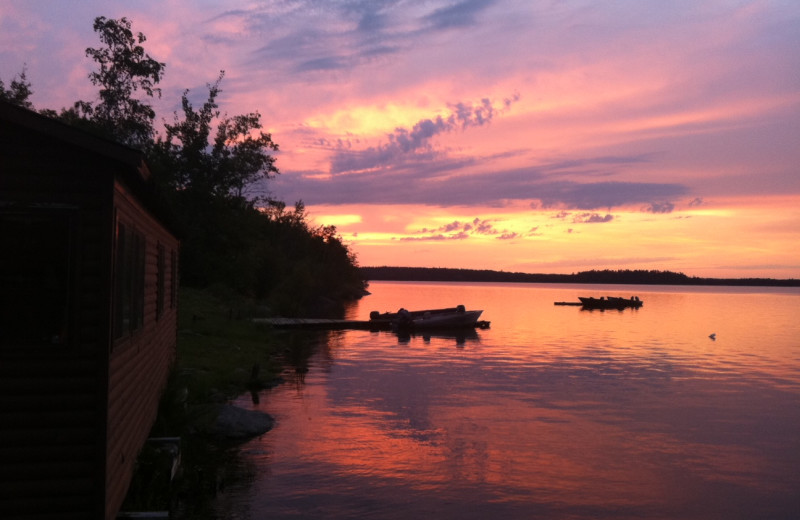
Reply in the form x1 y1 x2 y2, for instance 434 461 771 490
329 96 517 174
425 0 497 29
401 216 518 241
573 213 614 223
645 202 675 214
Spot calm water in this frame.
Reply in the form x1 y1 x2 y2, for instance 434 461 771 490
212 282 800 519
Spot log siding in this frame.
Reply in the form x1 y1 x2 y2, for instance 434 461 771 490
1 101 179 520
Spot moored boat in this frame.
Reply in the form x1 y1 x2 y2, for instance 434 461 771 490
370 305 484 329
578 296 643 309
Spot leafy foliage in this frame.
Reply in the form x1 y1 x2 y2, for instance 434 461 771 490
0 67 34 109
2 15 365 315
81 16 165 147
145 71 365 313
152 72 279 199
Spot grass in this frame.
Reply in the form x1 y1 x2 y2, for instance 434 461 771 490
122 285 287 516
170 285 283 403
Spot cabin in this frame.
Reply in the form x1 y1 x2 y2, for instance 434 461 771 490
0 101 180 520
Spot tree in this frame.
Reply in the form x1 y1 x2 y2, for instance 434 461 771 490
81 16 165 147
4 15 365 311
0 67 34 109
153 71 279 201
152 76 221 195
212 109 279 199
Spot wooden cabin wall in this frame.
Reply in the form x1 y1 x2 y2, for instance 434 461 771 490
2 107 179 520
104 181 178 520
0 145 114 519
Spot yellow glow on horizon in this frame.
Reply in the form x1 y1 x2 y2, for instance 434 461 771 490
346 232 398 244
312 213 362 227
304 92 522 141
308 197 799 279
306 103 434 137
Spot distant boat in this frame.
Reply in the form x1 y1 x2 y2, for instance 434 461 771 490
578 296 643 310
370 305 484 329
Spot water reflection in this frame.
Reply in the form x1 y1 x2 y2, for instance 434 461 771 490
394 328 481 346
213 283 800 519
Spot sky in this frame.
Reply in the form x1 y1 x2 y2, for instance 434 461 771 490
2 0 799 279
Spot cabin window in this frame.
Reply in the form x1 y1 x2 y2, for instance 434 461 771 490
170 249 177 309
0 210 73 347
156 243 165 320
114 221 145 339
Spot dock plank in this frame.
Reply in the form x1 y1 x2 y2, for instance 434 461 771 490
253 318 390 330
254 318 490 331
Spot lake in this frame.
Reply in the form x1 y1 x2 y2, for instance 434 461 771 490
210 282 800 519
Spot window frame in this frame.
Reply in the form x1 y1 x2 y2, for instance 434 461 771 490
113 218 145 342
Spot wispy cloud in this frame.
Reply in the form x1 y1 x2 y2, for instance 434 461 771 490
573 213 614 224
399 216 517 241
534 181 689 210
273 159 689 210
425 0 497 29
330 95 518 173
3 0 800 277
645 202 675 214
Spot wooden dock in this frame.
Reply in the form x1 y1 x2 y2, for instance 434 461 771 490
254 318 491 331
254 318 392 330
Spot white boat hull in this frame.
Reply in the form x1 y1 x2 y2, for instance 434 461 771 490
403 309 483 329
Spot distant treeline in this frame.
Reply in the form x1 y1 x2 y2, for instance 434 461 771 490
360 267 800 287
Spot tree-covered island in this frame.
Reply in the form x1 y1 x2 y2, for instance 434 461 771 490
361 266 800 286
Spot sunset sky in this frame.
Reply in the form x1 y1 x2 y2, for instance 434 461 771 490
2 0 799 279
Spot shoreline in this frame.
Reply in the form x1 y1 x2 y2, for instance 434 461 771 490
120 286 291 517
360 266 800 287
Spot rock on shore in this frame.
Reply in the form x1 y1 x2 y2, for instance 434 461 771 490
209 404 275 440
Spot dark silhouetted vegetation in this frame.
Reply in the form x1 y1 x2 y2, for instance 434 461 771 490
361 267 799 287
0 67 34 109
2 16 366 316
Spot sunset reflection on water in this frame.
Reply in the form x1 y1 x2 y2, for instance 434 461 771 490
218 282 800 519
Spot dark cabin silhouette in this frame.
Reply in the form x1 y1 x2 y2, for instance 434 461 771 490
0 100 179 520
